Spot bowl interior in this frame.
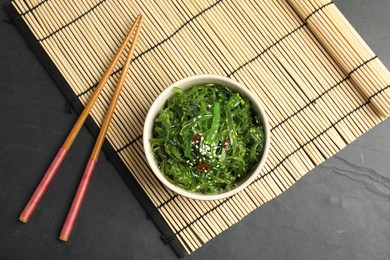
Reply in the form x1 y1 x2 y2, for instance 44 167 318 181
143 74 270 200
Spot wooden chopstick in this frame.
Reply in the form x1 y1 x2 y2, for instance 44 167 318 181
19 15 143 224
59 15 144 242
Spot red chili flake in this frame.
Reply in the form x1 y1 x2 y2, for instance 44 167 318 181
191 133 201 143
221 139 229 148
197 163 209 173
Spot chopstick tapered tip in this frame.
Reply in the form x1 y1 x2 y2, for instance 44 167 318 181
19 216 28 223
59 235 68 242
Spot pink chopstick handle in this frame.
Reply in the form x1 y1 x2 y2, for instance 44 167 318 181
59 158 97 241
19 147 68 223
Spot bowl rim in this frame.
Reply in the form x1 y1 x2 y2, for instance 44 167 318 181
143 74 270 200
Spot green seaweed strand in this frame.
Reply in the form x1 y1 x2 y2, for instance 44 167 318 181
151 84 265 194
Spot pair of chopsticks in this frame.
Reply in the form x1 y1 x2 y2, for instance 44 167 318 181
19 15 143 242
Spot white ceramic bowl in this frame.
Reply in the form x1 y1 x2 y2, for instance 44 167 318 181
143 74 270 200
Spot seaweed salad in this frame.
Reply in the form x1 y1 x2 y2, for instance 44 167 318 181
150 83 265 194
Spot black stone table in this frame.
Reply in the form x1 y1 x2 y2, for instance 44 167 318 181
1 0 389 259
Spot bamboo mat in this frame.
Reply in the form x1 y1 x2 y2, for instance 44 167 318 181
6 0 389 257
